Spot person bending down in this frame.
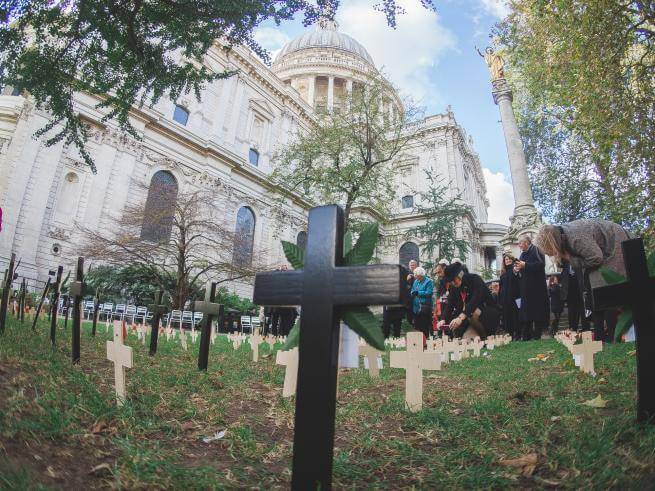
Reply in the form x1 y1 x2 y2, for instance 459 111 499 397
443 262 500 339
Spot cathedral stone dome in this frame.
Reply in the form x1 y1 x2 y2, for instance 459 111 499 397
275 19 374 66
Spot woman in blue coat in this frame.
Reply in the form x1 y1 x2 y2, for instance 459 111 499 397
411 267 434 339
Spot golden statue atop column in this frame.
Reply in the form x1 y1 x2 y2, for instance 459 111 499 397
476 46 505 82
477 45 541 254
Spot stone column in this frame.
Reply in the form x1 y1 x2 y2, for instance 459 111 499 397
495 247 504 273
491 78 541 243
327 76 334 111
308 76 315 108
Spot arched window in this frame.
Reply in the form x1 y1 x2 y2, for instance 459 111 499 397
401 195 414 209
55 172 80 220
140 171 178 242
399 242 420 268
248 148 259 167
296 231 307 251
233 207 256 267
173 105 189 125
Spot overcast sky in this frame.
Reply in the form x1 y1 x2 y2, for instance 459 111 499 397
255 0 515 225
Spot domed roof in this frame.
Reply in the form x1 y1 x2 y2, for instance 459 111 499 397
275 20 374 65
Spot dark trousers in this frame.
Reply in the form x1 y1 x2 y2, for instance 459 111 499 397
270 313 282 336
592 310 618 342
383 317 402 338
550 313 562 335
520 320 547 340
414 311 432 339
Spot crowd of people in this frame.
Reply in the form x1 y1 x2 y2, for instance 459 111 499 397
385 219 631 343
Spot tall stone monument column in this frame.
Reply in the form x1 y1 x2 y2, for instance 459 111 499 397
478 47 541 249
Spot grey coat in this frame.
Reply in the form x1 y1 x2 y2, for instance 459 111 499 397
561 219 630 293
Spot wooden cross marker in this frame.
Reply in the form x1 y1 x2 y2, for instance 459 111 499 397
191 282 223 371
49 266 63 346
390 332 441 412
593 238 655 422
249 328 264 362
69 257 85 365
179 327 188 350
359 344 383 378
276 348 299 397
0 253 16 334
252 205 407 489
570 331 602 375
148 290 168 356
486 336 496 350
471 336 484 357
190 328 198 343
461 339 471 359
32 277 51 331
107 321 133 406
18 278 26 323
265 334 276 350
90 294 100 337
441 337 460 363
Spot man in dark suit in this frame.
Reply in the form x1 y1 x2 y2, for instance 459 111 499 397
515 235 549 340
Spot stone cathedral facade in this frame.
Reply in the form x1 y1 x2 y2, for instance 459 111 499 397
0 21 506 296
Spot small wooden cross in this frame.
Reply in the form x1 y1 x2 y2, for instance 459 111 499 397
179 327 188 350
359 344 383 378
265 334 276 350
471 336 484 357
441 337 460 363
390 331 441 412
570 331 603 375
486 336 496 350
107 321 133 406
249 328 264 362
276 348 299 397
191 282 223 371
593 238 655 422
252 205 407 489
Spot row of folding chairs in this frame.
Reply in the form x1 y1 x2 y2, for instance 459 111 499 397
239 315 261 334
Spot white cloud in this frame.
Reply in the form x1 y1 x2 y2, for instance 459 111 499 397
483 168 514 225
253 27 291 60
336 0 456 105
479 0 511 19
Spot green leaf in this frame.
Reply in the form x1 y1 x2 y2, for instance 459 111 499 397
647 251 655 277
345 222 379 266
343 230 354 256
341 306 385 350
282 319 300 350
281 241 305 270
614 308 633 342
600 267 626 285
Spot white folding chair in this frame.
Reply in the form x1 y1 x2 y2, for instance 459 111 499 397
168 310 182 328
182 310 193 328
113 303 126 320
135 306 148 323
124 305 137 323
193 311 203 328
240 315 252 334
101 303 114 321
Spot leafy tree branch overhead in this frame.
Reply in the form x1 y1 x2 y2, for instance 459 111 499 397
0 0 435 172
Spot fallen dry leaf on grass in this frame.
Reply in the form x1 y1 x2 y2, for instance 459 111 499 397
89 463 112 476
91 421 107 434
528 353 550 362
628 350 636 357
583 394 608 408
498 453 538 477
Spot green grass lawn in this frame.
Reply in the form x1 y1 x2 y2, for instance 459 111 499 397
0 315 654 489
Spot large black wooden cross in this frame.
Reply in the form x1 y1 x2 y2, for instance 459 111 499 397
593 237 655 422
32 277 52 331
192 282 224 371
69 257 85 365
253 205 407 489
